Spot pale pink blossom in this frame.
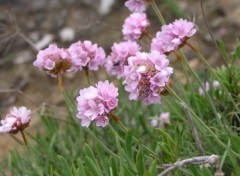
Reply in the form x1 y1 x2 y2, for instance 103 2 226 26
76 80 118 127
0 107 31 133
105 41 140 78
159 112 170 128
213 80 220 89
33 44 73 77
123 51 173 105
68 40 106 71
151 19 196 54
125 0 147 13
198 81 210 95
122 13 150 41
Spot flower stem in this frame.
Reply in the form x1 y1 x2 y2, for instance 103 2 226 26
57 71 64 91
143 30 152 42
108 113 120 124
84 67 91 85
20 129 28 148
150 0 166 25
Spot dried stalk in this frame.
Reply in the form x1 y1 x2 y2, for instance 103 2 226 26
158 155 220 176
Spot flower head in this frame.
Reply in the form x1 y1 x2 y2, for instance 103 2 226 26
105 41 140 78
68 40 106 71
151 19 196 54
125 0 147 13
0 107 31 134
76 80 118 127
122 13 150 41
33 44 74 77
123 51 173 105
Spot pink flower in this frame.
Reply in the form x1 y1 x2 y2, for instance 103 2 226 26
159 112 170 128
213 80 220 89
33 44 74 77
125 0 147 12
68 40 106 71
105 41 140 78
151 19 196 54
123 51 173 105
0 107 31 134
76 80 118 127
122 13 150 41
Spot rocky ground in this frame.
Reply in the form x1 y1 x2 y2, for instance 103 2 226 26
0 0 239 162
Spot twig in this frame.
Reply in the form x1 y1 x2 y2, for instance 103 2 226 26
181 102 205 155
158 155 219 176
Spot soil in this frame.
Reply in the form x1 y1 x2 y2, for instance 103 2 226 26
0 0 239 164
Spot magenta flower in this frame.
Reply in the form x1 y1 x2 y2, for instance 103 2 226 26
76 80 118 127
68 40 106 71
0 107 31 134
125 0 147 13
122 13 150 41
33 44 74 77
151 19 196 54
105 41 140 78
123 51 173 105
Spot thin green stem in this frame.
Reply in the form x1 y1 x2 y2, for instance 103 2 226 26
86 128 119 159
150 0 166 25
178 59 203 118
84 67 91 85
118 122 161 161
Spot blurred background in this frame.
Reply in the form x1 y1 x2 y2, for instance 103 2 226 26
0 0 239 158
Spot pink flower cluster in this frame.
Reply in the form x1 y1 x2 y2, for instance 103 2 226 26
76 81 118 127
0 107 31 133
151 19 196 53
123 51 173 105
122 12 150 41
68 40 106 71
125 0 147 13
33 44 73 77
33 41 106 76
105 41 140 78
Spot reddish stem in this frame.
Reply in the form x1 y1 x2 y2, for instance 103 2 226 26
185 42 198 53
57 71 64 91
173 50 183 61
143 30 153 42
108 113 120 124
20 129 28 148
